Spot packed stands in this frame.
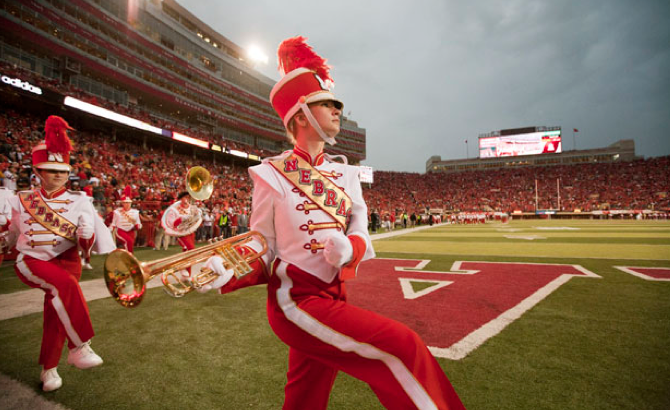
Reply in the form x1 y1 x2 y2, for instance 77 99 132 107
364 158 669 216
2 110 669 247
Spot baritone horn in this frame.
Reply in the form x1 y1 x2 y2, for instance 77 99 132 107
104 231 267 308
186 166 214 200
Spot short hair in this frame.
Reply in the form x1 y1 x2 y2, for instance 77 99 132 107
177 191 190 200
285 117 298 145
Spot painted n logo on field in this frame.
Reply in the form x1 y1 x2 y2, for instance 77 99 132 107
347 259 600 360
614 266 670 281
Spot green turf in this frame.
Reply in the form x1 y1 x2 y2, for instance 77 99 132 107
1 220 669 409
390 236 670 245
374 240 670 260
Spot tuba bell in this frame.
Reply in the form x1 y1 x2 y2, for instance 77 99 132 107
186 166 214 201
104 231 267 308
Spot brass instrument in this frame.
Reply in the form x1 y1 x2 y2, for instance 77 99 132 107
104 231 267 308
186 166 214 201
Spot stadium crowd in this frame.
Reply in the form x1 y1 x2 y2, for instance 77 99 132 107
365 158 669 216
2 109 669 247
0 61 271 158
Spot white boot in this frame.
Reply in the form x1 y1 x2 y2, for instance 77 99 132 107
40 367 62 392
82 262 93 270
67 340 103 369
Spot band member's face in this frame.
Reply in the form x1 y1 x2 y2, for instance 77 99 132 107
122 202 132 211
36 168 69 192
180 196 190 206
309 100 342 138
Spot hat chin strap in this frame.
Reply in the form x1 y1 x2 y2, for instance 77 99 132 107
299 101 337 146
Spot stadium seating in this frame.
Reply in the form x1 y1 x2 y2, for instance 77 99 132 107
1 109 668 247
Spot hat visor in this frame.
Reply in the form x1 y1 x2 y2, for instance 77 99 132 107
35 162 71 171
305 92 343 110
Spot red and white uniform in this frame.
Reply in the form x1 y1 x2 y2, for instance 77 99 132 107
224 148 463 410
0 187 14 262
7 187 113 369
0 186 12 230
111 207 141 252
162 201 201 251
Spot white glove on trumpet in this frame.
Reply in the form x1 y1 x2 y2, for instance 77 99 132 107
323 235 353 268
197 256 235 293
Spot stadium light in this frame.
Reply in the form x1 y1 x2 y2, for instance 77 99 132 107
246 45 268 65
64 96 162 135
229 149 248 158
173 132 210 149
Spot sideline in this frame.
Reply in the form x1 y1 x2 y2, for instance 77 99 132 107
0 373 68 410
0 223 443 322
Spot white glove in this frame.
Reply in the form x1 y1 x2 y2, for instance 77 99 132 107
76 223 95 240
197 256 235 293
323 235 353 268
0 215 7 226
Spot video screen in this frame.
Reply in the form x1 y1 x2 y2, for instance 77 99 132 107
479 130 562 158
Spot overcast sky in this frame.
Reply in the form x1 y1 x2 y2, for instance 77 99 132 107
178 0 670 173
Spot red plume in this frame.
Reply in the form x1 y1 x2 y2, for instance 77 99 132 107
44 115 73 154
277 36 333 84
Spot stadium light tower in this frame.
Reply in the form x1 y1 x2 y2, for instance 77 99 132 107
246 45 269 67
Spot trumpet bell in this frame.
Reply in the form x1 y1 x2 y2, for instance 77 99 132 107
104 249 146 308
186 166 214 201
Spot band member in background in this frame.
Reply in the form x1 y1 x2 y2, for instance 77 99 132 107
199 37 465 409
3 116 115 392
0 186 14 263
111 196 142 253
162 191 202 252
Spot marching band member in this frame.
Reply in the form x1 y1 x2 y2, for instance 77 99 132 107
200 37 465 409
161 191 202 252
4 116 115 392
111 196 142 253
0 186 14 263
0 186 13 229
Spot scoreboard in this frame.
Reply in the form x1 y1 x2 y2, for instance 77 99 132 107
479 129 562 158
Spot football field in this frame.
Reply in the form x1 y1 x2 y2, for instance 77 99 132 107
1 219 669 410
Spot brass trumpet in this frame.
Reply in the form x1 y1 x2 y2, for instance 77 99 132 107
104 231 267 308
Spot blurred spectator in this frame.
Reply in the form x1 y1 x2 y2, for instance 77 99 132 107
3 163 18 190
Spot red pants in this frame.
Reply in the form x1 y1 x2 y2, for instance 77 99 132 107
177 233 195 251
14 246 94 369
116 229 136 253
267 260 465 410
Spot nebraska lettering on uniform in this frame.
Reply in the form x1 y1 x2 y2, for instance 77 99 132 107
284 158 299 172
274 155 353 230
19 191 76 241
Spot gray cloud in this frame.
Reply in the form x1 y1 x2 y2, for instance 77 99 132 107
179 0 670 172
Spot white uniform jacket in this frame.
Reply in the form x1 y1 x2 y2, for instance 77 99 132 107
7 188 114 260
0 186 13 228
111 208 141 232
247 149 375 284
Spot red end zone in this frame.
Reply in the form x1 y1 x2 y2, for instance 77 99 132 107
614 266 670 281
347 259 600 360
